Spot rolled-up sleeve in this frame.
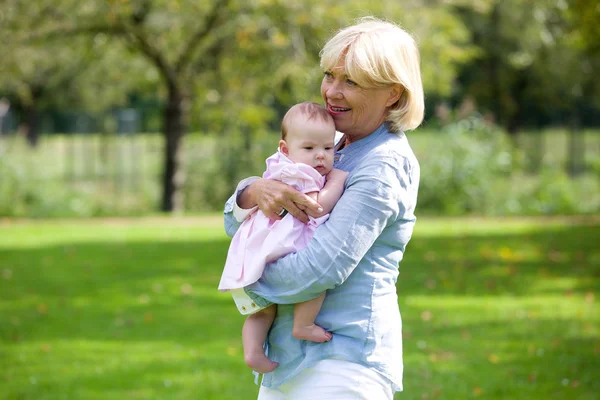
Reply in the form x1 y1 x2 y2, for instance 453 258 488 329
245 155 413 306
224 176 260 237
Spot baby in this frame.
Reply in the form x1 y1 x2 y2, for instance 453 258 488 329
219 102 348 373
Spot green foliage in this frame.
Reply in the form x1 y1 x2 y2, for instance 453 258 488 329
453 0 600 130
0 217 598 399
414 118 600 216
417 117 514 215
1 125 599 218
183 130 275 211
0 135 159 218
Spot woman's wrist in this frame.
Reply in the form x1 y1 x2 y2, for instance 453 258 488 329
237 180 258 209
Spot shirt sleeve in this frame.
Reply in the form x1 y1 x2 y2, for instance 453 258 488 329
245 155 415 306
224 176 260 238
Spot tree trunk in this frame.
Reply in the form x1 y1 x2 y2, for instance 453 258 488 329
568 113 583 176
22 104 40 148
161 85 188 212
22 86 44 148
488 3 502 131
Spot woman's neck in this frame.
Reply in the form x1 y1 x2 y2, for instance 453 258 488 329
343 123 386 146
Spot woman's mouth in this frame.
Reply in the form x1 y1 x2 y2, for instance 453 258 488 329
328 104 351 115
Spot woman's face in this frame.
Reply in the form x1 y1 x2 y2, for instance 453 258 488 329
321 58 400 142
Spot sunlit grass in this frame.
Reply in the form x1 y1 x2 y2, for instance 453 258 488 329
1 216 598 399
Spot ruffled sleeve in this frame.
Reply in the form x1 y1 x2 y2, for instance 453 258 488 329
263 152 325 193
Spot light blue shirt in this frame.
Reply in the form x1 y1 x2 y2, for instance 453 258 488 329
223 123 420 391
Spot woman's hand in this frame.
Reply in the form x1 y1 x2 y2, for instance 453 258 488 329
240 179 323 223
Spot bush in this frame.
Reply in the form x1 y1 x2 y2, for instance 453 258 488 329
0 136 157 218
1 125 598 218
183 131 275 212
416 117 514 215
415 117 600 216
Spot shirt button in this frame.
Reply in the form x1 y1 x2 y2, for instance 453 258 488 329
251 302 256 308
242 306 247 311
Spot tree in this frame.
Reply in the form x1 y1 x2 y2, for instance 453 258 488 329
453 0 600 133
4 0 475 212
1 7 156 146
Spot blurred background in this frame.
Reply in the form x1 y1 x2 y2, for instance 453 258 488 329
1 0 598 219
1 2 599 399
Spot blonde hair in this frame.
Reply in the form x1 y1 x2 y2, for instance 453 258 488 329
281 102 333 140
320 17 424 132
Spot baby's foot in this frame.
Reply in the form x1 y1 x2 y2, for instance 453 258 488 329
292 324 333 343
244 351 279 374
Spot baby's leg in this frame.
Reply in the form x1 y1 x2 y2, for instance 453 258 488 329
242 304 279 373
292 292 332 342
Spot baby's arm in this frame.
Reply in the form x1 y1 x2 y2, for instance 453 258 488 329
306 169 348 218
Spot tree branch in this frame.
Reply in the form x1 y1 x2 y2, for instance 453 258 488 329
126 25 179 88
175 0 230 73
27 22 179 89
25 23 128 42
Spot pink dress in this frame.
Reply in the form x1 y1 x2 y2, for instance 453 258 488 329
218 152 329 291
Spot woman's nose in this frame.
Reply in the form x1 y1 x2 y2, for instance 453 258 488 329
325 81 343 99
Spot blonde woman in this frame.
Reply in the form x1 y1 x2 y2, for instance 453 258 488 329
224 17 424 399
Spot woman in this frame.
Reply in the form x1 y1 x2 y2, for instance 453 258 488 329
223 17 424 399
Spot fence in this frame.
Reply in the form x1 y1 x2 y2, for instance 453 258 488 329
0 107 599 217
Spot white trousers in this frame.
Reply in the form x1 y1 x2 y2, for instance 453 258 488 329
257 359 394 400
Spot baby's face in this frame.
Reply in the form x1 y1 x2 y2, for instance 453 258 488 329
281 117 336 175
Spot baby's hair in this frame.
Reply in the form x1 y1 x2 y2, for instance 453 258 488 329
281 102 332 140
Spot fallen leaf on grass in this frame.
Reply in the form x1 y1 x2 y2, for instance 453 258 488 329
420 311 433 322
226 346 239 356
138 294 151 304
585 292 595 304
460 329 471 340
181 283 193 295
499 247 513 261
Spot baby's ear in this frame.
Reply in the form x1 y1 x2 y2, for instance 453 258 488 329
279 140 289 155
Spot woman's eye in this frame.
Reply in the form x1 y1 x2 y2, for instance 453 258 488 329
323 71 333 79
347 79 357 86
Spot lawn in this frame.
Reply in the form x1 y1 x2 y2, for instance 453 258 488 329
0 216 598 399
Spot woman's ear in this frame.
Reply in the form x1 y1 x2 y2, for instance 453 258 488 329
279 140 289 155
386 85 404 107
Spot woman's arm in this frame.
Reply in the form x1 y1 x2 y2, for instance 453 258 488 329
245 156 416 306
238 178 323 222
224 177 259 238
224 176 325 237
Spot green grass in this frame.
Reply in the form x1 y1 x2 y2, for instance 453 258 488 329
0 216 598 399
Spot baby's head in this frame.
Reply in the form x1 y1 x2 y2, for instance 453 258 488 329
279 102 336 176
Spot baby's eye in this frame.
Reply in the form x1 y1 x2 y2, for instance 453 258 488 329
304 147 313 150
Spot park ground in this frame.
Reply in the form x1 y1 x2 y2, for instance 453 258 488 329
0 215 598 399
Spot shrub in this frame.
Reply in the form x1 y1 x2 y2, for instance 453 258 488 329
416 117 514 215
